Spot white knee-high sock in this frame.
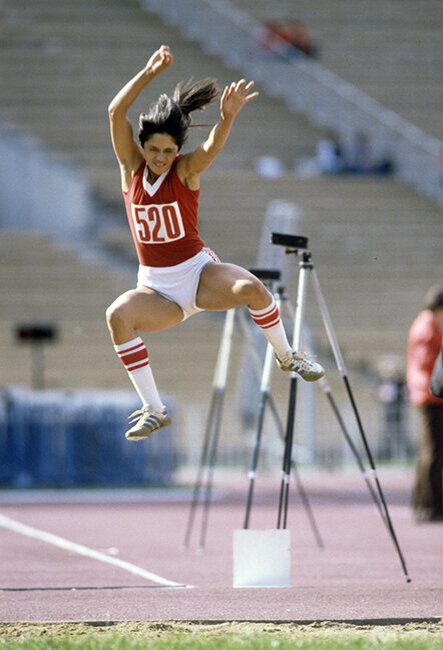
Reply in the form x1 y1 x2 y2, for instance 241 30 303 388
248 296 292 358
114 337 164 411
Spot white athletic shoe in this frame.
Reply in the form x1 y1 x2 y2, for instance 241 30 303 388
125 404 171 441
276 350 325 382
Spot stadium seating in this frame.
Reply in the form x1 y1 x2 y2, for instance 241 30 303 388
0 0 441 465
231 0 443 139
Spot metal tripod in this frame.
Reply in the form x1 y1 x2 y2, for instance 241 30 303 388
241 274 386 538
183 269 322 551
272 232 411 583
241 270 323 550
183 307 235 551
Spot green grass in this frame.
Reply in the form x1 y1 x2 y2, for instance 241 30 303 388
1 622 442 650
1 633 443 650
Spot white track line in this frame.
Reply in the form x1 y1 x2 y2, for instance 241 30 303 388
0 513 192 589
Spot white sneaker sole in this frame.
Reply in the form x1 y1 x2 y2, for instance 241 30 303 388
125 415 171 441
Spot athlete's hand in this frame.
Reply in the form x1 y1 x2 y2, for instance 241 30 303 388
220 79 258 120
145 45 173 76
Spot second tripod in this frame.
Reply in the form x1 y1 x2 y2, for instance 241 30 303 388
271 232 411 583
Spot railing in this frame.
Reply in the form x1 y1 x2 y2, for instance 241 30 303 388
140 0 442 205
0 387 177 487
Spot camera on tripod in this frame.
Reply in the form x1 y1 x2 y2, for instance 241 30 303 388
271 233 308 251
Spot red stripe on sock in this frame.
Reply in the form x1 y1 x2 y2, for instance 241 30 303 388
250 305 280 328
120 348 149 368
127 360 149 372
118 341 145 356
259 316 281 329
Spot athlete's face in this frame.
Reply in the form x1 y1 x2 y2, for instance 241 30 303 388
143 133 179 180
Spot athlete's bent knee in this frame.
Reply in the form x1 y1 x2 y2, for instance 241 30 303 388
232 278 254 298
232 276 269 306
106 302 127 334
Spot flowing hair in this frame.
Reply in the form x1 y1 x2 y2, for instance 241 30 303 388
138 78 219 149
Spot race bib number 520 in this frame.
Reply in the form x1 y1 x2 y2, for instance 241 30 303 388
131 201 185 244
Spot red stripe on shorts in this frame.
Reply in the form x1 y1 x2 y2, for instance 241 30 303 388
202 247 220 263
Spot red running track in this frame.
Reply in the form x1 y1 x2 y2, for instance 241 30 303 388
0 469 442 622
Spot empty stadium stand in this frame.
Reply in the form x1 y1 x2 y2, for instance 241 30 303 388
232 0 443 140
0 0 442 465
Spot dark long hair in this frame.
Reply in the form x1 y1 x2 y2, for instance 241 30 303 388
138 78 219 149
424 284 443 312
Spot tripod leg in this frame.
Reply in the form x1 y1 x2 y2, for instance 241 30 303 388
243 391 268 529
238 304 294 527
243 339 274 529
198 308 235 550
310 269 411 582
291 459 325 549
278 376 298 529
343 375 411 581
240 292 323 543
283 296 385 524
198 389 225 550
278 263 308 528
266 394 324 548
183 388 219 548
319 377 386 524
183 308 235 550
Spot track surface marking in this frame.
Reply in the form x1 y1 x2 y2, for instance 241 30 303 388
1 471 442 621
0 513 192 589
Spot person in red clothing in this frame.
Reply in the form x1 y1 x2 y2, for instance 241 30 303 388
106 45 324 441
407 284 443 522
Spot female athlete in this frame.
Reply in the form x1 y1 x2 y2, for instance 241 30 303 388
106 45 324 441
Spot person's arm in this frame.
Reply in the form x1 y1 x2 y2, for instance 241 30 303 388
108 45 173 191
177 79 258 189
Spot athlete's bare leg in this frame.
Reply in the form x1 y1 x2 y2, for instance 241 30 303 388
195 262 271 311
196 260 289 358
196 262 325 382
106 288 184 425
106 286 184 345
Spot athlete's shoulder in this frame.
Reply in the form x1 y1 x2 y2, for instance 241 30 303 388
134 160 146 179
123 160 146 196
171 154 183 174
173 154 200 193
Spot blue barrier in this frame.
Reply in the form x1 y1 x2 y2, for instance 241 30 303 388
0 387 177 487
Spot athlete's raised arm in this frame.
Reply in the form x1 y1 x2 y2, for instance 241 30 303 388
177 79 258 187
108 45 173 190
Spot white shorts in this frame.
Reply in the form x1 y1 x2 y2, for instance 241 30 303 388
137 247 220 321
